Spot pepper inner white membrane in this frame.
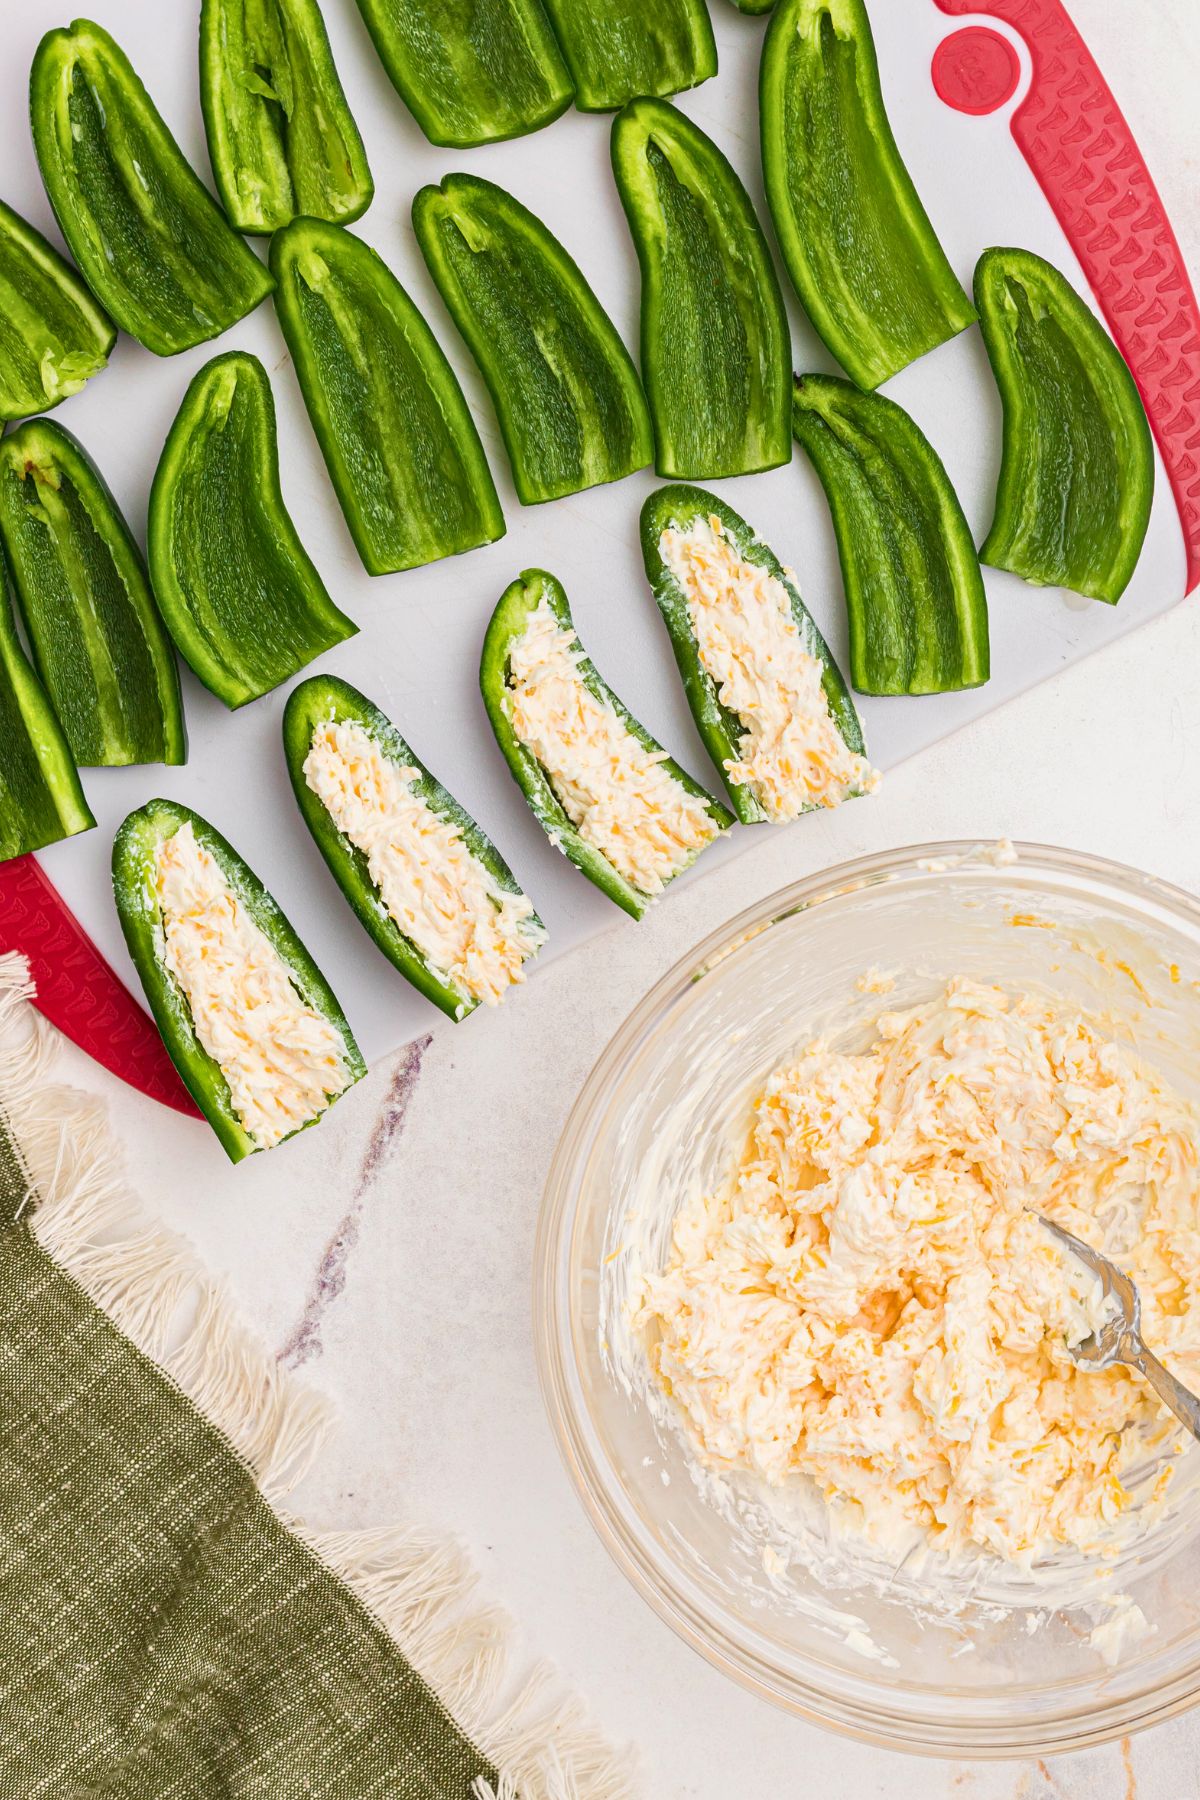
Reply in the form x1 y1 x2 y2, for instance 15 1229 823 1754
154 822 353 1149
506 598 719 896
303 717 544 1009
658 514 879 819
638 979 1198 1567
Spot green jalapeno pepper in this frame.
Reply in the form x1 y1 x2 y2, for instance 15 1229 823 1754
31 18 274 357
640 483 868 823
761 0 976 390
0 581 94 863
975 246 1154 606
0 197 115 422
0 420 185 769
351 0 573 148
199 0 373 235
113 797 365 1162
284 674 545 1022
541 0 717 112
612 96 791 480
148 350 356 709
270 217 505 574
413 174 652 506
792 373 989 695
481 567 733 919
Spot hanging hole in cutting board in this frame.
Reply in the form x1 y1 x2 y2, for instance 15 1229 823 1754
932 25 1024 116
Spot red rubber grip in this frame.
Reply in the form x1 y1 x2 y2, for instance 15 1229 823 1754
935 0 1200 596
0 855 201 1118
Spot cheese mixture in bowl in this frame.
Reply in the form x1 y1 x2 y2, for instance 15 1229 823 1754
303 717 544 1008
507 597 721 897
538 845 1200 1754
155 822 354 1150
639 977 1194 1571
656 513 878 820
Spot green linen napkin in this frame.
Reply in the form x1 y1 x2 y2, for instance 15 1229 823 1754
0 955 628 1800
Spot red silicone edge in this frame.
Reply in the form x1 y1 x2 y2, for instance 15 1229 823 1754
0 854 202 1118
936 0 1200 596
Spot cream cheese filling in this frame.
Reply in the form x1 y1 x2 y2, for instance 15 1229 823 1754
303 718 544 1009
154 822 352 1150
658 514 880 821
506 598 719 897
639 978 1199 1567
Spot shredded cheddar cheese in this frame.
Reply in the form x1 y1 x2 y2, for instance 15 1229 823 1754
640 978 1200 1565
506 599 719 896
154 823 353 1150
303 718 544 1009
658 514 879 820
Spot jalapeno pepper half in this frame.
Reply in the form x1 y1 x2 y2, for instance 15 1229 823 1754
0 582 94 863
31 18 274 356
792 373 989 695
0 196 115 422
761 0 976 390
541 0 717 112
0 419 185 768
414 175 653 506
199 0 373 235
976 246 1154 606
612 96 791 479
270 217 504 574
148 350 356 709
351 0 573 148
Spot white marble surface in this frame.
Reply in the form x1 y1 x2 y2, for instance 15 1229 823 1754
50 4 1200 1795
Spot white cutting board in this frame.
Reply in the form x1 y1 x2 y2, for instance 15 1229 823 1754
3 0 1187 1066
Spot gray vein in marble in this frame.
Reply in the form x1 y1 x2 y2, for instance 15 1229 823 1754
277 1033 432 1368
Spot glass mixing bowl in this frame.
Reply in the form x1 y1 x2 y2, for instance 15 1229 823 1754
535 842 1200 1756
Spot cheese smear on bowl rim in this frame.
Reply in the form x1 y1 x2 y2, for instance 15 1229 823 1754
658 513 879 820
303 717 544 1010
154 822 353 1151
638 977 1199 1571
506 597 719 897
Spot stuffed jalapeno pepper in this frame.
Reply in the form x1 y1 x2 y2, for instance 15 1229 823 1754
482 569 733 919
285 675 545 1022
641 485 875 824
113 799 364 1161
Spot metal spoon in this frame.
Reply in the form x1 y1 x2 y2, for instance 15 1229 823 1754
1037 1215 1200 1443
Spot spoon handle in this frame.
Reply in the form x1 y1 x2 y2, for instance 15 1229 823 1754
1134 1345 1200 1444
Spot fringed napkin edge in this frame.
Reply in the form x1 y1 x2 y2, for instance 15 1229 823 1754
0 952 636 1800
